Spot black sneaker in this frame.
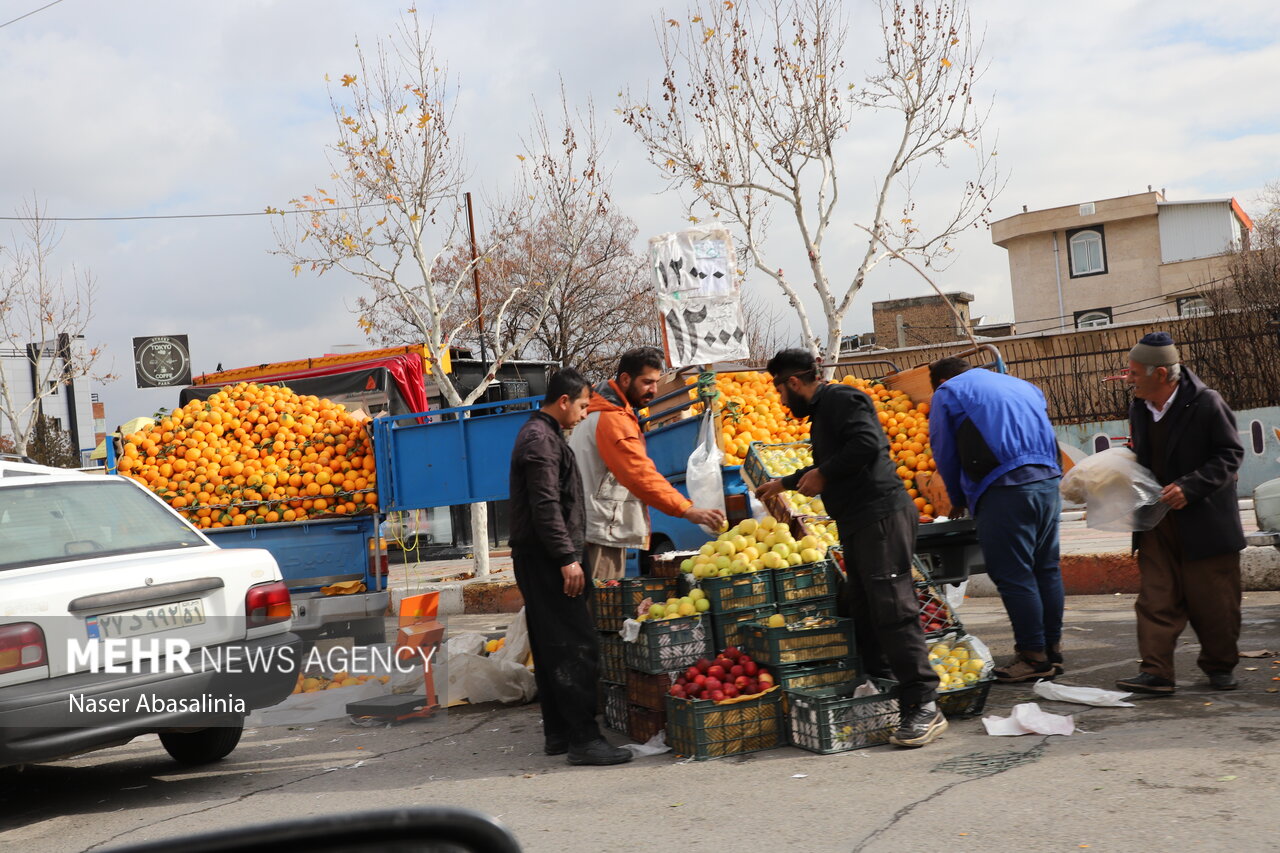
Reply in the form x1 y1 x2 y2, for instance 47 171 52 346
1208 671 1239 691
1115 672 1175 694
544 736 568 756
889 702 948 748
567 739 633 766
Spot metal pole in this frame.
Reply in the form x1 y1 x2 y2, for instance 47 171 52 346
464 192 488 365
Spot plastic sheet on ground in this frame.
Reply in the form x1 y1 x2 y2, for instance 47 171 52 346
983 702 1075 737
1033 680 1135 707
443 608 536 706
622 731 671 757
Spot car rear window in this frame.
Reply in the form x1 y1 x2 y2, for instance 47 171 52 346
0 479 206 571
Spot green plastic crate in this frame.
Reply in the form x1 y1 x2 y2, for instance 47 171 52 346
698 572 775 613
741 617 855 666
777 595 838 623
774 658 860 692
785 678 901 754
708 604 774 653
594 577 677 632
772 560 838 603
623 616 710 674
665 688 786 760
743 440 812 491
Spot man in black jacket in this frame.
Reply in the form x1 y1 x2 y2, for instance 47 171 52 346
1116 332 1245 695
510 368 632 765
756 350 943 747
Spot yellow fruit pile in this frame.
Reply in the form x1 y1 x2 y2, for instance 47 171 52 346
838 375 937 520
637 588 710 620
484 637 506 655
928 640 988 692
680 516 827 579
291 671 390 694
117 382 379 529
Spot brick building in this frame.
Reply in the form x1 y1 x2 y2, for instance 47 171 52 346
871 292 974 349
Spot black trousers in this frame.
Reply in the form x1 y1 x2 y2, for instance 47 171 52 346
512 548 603 746
836 504 939 707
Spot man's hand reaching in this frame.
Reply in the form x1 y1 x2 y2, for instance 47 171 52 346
685 506 726 530
561 561 585 597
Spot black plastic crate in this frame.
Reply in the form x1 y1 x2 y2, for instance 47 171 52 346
623 616 710 674
774 658 860 692
709 604 774 652
772 560 837 604
665 689 786 760
785 678 901 754
777 595 838 623
627 704 666 743
936 678 994 718
598 632 626 684
594 577 677 632
698 572 775 613
741 617 855 667
626 668 678 711
912 556 963 639
601 680 628 733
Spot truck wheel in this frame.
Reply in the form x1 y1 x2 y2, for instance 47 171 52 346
160 724 243 765
349 617 388 645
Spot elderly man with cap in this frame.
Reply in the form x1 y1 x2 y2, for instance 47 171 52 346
1117 331 1245 695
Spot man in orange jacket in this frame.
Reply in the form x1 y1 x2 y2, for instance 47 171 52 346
567 347 726 580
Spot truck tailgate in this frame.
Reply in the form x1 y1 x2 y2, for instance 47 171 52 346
205 516 377 592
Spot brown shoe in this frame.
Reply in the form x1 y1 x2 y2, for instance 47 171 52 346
1048 642 1064 676
994 652 1055 683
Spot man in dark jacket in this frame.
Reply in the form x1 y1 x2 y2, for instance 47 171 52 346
756 349 944 748
1116 332 1245 695
928 357 1064 683
510 368 632 765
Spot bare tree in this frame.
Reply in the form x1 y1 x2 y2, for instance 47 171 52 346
271 14 617 575
0 197 106 457
622 0 999 370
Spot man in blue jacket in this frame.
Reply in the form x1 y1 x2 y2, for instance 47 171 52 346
928 358 1064 683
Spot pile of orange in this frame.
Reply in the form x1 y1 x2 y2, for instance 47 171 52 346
838 375 937 519
701 371 812 466
117 382 378 529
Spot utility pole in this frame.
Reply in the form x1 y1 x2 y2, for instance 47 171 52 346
464 192 488 365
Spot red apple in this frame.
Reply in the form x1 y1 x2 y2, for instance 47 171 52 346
723 647 741 660
709 689 725 702
685 666 701 681
734 675 750 689
693 673 707 686
758 672 775 687
707 665 726 679
730 665 745 677
744 680 760 695
742 661 759 676
696 658 712 673
723 685 740 699
670 685 686 698
704 677 722 692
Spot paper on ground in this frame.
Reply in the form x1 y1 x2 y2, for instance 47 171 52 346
983 702 1075 736
1033 680 1135 707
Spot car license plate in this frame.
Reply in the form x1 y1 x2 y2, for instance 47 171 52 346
90 599 207 640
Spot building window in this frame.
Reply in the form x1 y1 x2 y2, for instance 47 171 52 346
1074 308 1113 329
1067 227 1107 277
47 380 59 396
1178 296 1212 318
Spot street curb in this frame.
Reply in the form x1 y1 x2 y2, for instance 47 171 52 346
964 544 1280 597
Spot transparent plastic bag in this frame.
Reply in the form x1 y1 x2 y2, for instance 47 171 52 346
1059 447 1169 532
686 412 726 535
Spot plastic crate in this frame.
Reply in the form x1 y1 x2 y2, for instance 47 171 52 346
936 678 993 718
743 440 812 491
594 577 677 632
778 595 839 623
601 680 628 733
698 572 775 613
627 704 666 743
774 658 860 692
623 616 710 674
785 678 901 754
708 604 774 652
598 632 626 684
650 550 698 579
626 668 678 711
665 688 786 760
772 560 838 603
741 617 854 666
912 557 962 639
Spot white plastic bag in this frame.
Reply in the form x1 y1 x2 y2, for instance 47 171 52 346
983 702 1075 736
442 614 537 706
1060 447 1169 532
686 412 726 535
1032 680 1135 707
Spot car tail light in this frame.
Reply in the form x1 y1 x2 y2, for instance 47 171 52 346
0 623 48 674
245 581 291 628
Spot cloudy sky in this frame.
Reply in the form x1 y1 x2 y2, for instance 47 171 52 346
1 0 1278 430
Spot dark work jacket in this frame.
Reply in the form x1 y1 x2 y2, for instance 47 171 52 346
1129 367 1245 560
781 383 912 531
509 410 585 567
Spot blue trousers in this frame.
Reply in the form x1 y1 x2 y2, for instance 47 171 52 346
974 478 1064 651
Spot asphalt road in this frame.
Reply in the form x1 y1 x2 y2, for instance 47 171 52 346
3 593 1278 853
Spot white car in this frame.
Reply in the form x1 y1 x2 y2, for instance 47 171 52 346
0 460 302 768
